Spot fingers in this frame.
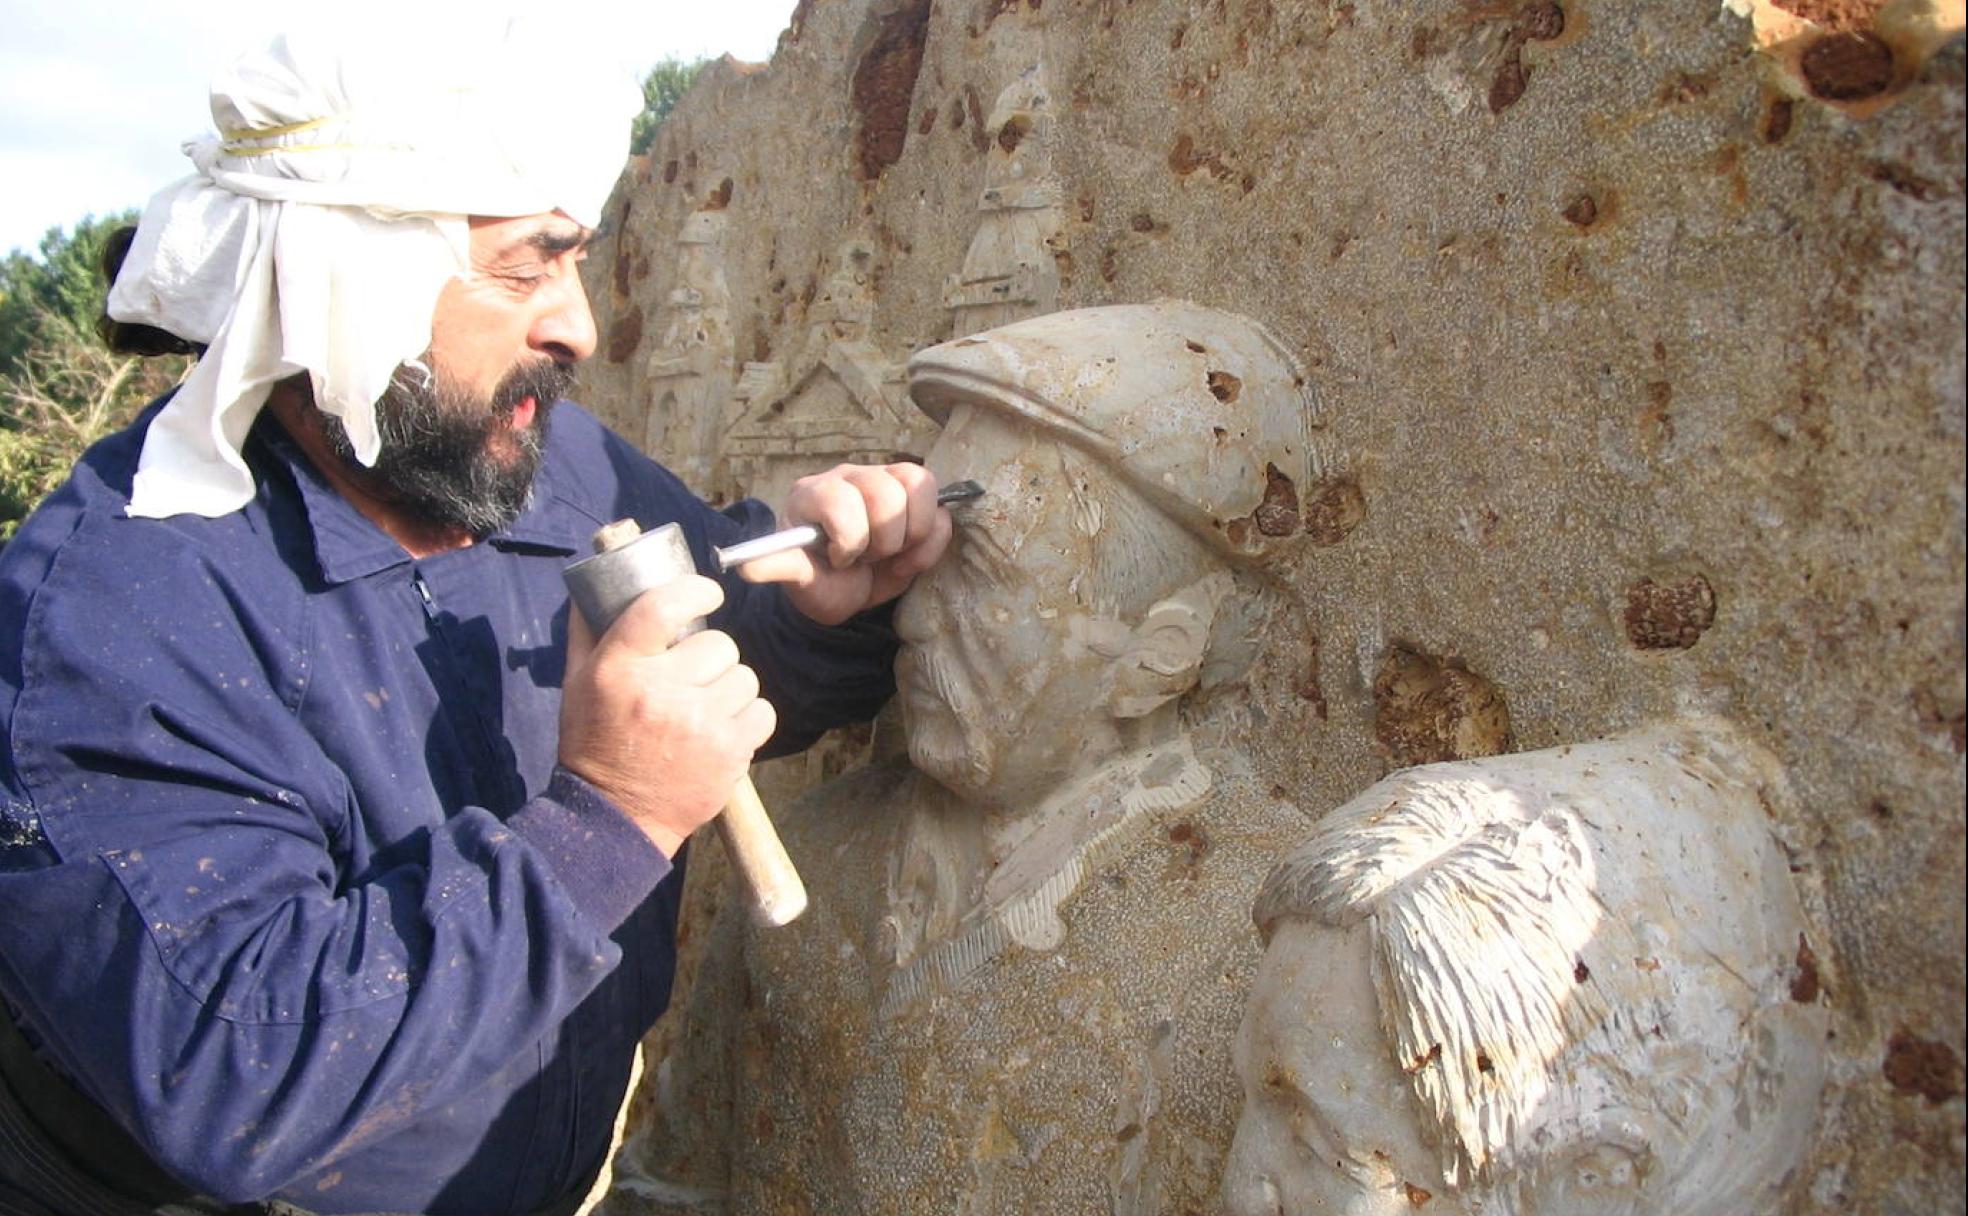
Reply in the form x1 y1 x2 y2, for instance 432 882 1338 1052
593 575 725 658
782 462 940 569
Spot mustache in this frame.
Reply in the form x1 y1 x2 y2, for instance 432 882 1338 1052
493 358 578 419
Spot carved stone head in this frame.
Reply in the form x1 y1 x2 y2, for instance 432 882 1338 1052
1225 719 1827 1216
897 301 1314 806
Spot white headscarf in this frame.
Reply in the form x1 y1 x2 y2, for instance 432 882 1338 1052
107 21 641 518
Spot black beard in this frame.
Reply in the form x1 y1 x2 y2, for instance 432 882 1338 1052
323 358 576 535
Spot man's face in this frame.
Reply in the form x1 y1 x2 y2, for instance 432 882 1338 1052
328 213 597 534
1224 918 1468 1216
894 404 1135 806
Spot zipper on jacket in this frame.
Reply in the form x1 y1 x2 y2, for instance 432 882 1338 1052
410 568 519 809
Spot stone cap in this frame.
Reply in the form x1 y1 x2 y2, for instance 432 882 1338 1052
907 300 1315 564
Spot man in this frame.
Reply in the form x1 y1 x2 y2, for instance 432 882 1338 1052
0 26 949 1216
1224 719 1828 1216
626 302 1321 1214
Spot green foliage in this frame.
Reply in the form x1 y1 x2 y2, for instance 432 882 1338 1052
0 211 138 375
1 211 184 540
630 57 707 156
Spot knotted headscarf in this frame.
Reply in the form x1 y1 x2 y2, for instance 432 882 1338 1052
107 21 641 518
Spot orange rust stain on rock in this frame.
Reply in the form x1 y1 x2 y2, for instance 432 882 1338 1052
1489 42 1530 112
1253 463 1299 536
1762 95 1798 143
1882 1030 1965 1104
965 87 990 154
606 306 644 365
1169 133 1233 179
1637 379 1676 453
1775 0 1889 32
849 0 933 181
997 112 1033 153
1791 934 1822 1002
1658 71 1715 104
1298 633 1328 719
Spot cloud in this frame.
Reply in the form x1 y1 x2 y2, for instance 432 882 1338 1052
0 0 796 257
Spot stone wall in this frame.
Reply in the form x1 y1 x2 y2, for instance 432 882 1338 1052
576 1 1965 1210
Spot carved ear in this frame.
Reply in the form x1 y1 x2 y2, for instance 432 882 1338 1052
1110 575 1226 719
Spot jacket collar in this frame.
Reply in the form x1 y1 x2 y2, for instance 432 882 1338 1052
252 410 584 585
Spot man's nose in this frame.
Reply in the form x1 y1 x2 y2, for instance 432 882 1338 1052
532 267 597 363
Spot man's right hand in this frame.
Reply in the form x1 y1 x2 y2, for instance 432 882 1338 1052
558 575 777 857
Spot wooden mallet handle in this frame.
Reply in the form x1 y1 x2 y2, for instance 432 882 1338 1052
564 520 808 927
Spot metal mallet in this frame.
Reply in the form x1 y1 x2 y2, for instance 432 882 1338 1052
564 521 808 927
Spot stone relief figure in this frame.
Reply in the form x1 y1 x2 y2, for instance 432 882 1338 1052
721 238 923 507
944 64 1065 337
1225 718 1829 1216
640 206 735 493
627 302 1323 1214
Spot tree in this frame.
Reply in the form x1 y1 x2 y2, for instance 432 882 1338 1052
0 212 137 375
630 57 707 156
0 212 186 540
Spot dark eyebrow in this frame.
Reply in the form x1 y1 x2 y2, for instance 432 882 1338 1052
524 226 595 257
486 225 595 263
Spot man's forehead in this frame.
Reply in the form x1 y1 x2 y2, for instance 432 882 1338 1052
467 212 596 257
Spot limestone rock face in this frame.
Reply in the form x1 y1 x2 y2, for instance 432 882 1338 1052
580 2 1966 1213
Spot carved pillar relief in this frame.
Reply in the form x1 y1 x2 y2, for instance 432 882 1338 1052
944 64 1065 338
638 206 735 496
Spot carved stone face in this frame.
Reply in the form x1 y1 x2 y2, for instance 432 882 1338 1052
1224 919 1468 1216
895 402 1148 805
1225 723 1829 1216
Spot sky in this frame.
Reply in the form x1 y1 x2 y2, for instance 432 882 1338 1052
0 0 798 260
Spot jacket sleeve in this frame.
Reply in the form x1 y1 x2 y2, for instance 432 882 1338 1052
0 519 668 1204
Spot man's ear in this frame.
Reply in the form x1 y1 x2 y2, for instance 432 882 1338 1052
1110 573 1229 719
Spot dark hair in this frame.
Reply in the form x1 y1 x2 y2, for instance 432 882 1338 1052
95 225 204 358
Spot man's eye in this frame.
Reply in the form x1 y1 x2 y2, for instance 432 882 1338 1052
496 267 549 292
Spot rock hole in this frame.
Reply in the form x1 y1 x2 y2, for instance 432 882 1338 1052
1207 370 1242 402
1801 30 1895 100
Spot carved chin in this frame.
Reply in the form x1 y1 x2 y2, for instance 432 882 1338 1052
903 709 996 795
897 646 998 793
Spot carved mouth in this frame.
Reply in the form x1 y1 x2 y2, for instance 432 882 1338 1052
896 645 963 718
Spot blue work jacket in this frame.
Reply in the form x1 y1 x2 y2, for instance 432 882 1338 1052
0 399 897 1213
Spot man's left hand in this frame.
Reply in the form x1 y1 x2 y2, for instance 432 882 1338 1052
737 462 954 625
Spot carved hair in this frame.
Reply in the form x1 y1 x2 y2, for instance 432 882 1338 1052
1254 776 1657 1194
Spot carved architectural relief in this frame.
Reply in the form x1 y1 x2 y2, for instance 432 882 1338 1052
944 65 1065 337
720 239 923 506
1229 719 1829 1216
635 302 1323 1213
638 206 735 494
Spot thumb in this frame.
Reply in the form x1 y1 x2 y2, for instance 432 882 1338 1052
564 595 598 674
